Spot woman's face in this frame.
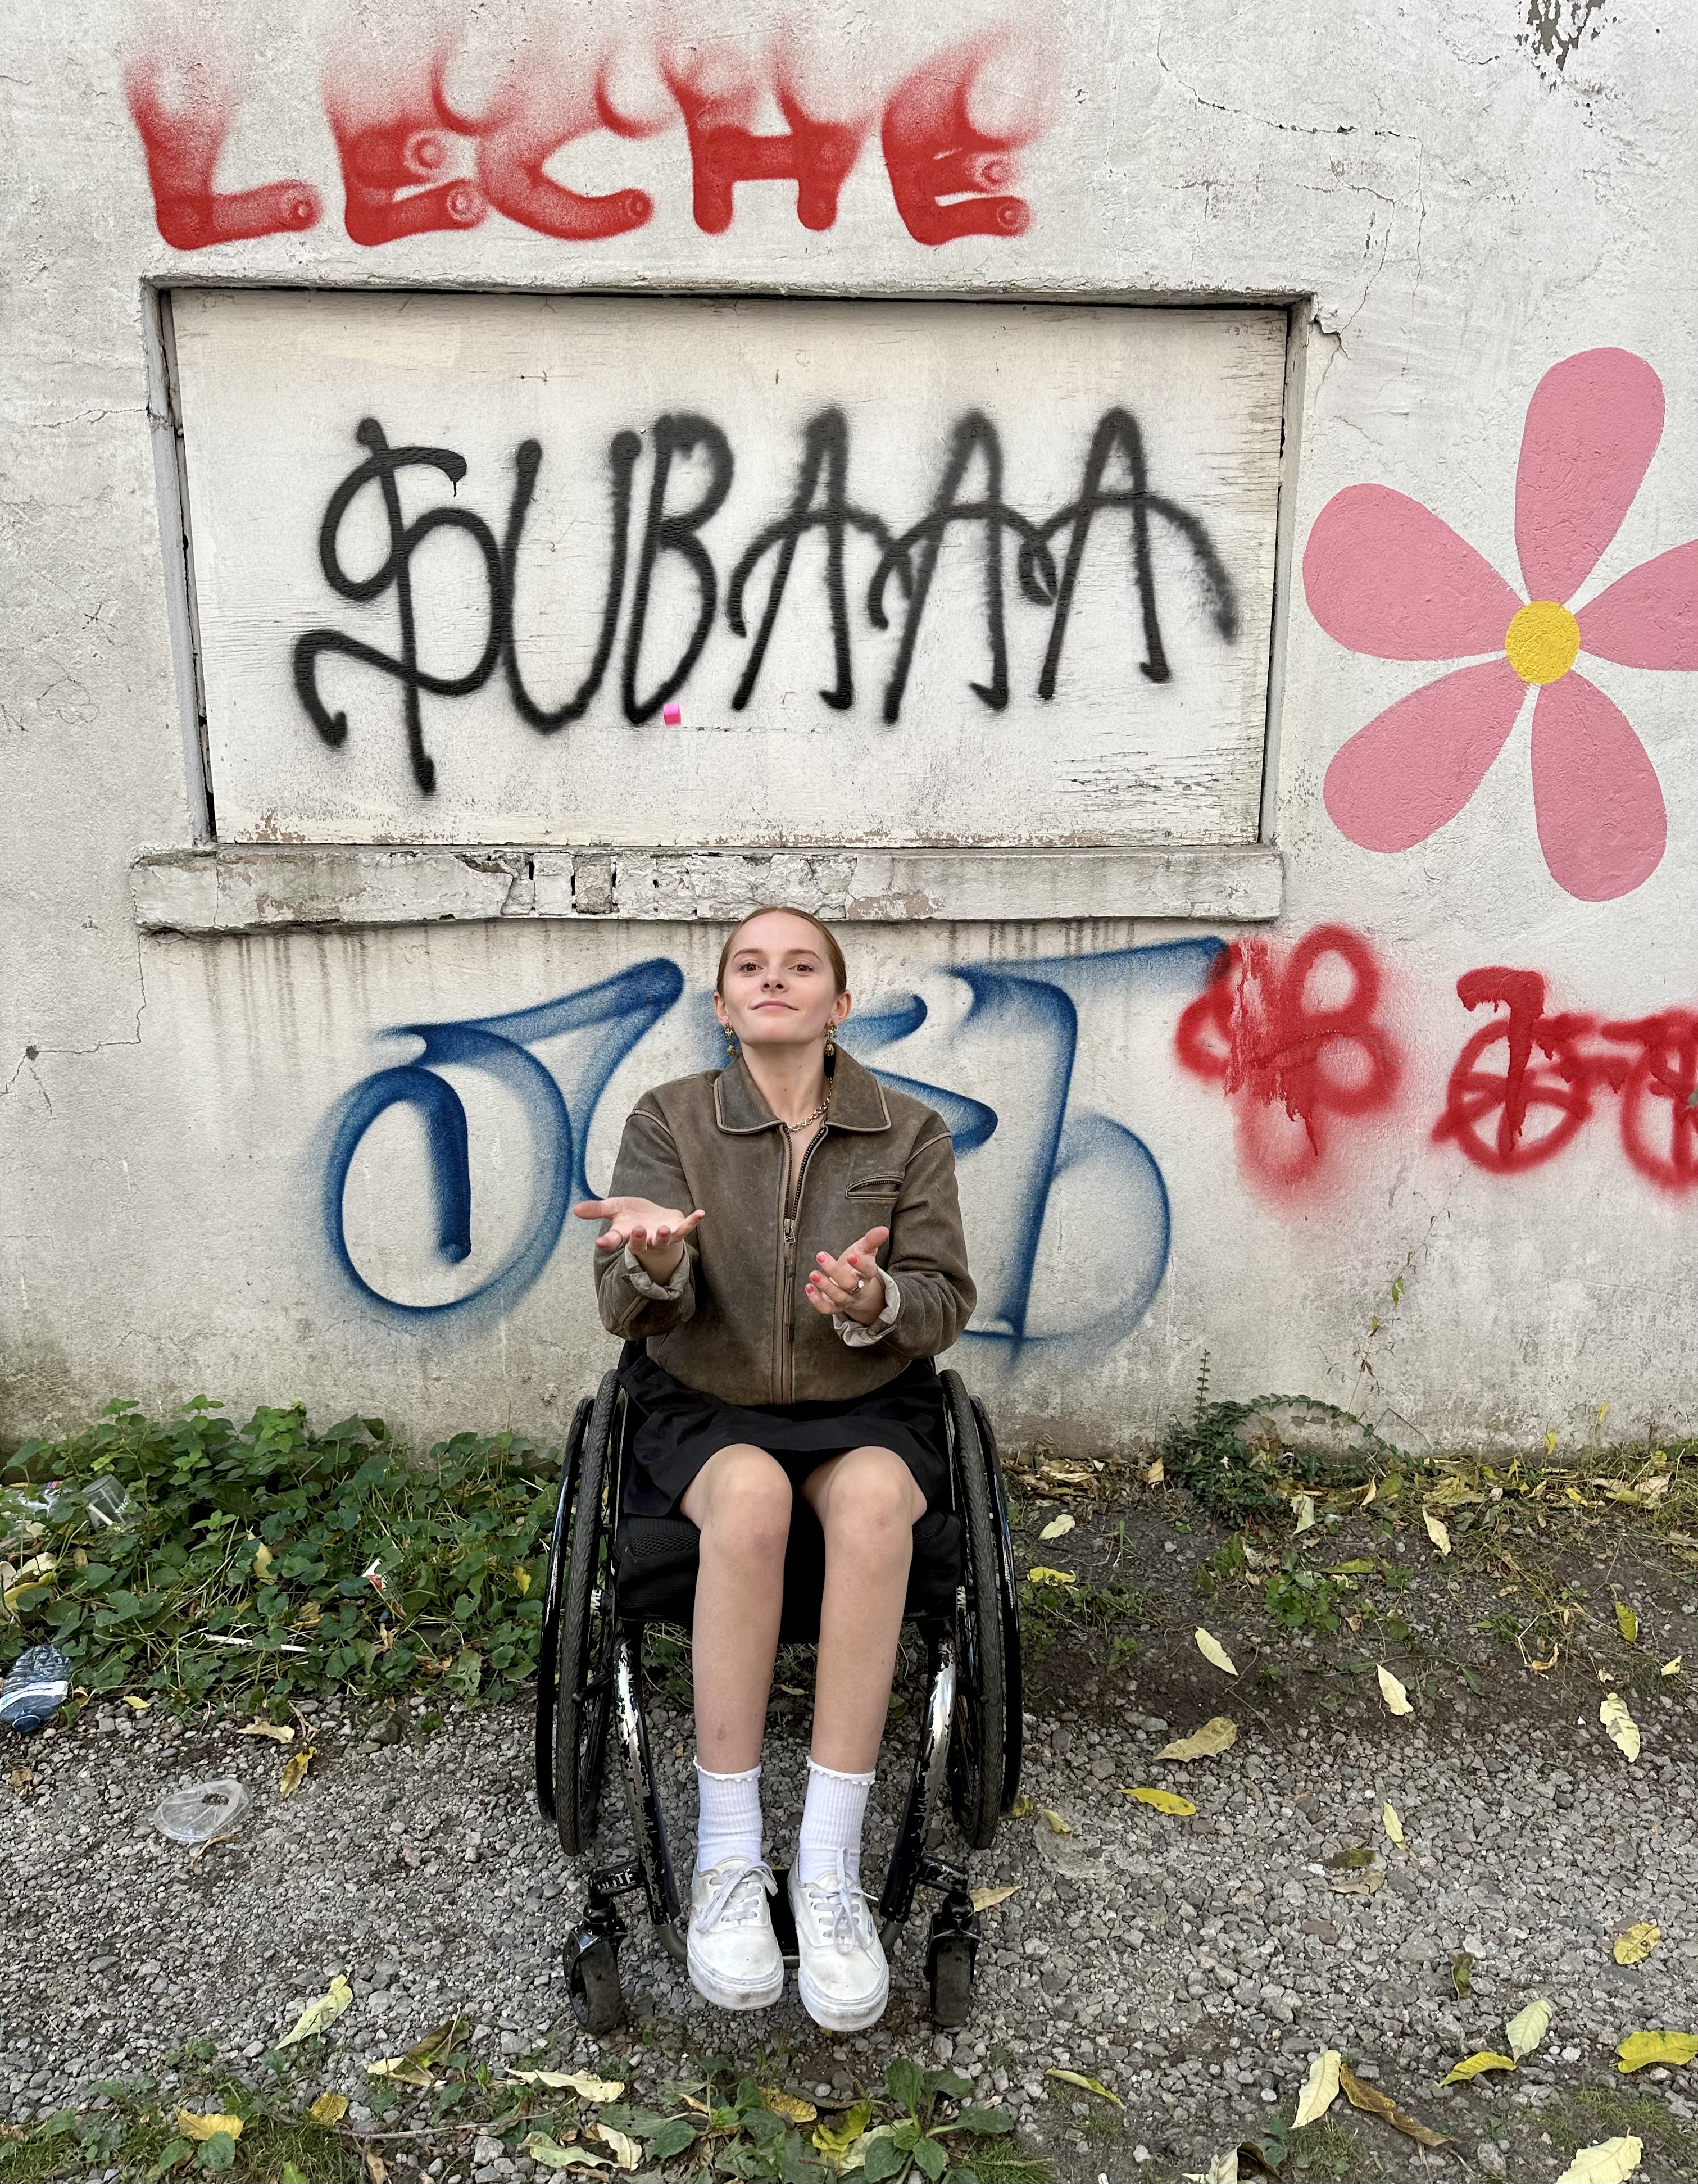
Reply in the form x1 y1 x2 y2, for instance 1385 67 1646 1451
714 912 850 1055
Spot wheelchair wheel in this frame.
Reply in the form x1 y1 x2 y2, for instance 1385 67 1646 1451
971 1395 1024 1813
553 1368 620 1855
565 1929 625 2035
941 1371 1006 1850
535 1397 593 1825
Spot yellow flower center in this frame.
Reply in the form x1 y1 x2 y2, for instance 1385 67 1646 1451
1505 600 1581 684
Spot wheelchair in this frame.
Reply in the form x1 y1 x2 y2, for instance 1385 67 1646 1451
534 1342 1024 2033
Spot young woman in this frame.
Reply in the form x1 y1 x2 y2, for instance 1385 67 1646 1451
572 908 974 2031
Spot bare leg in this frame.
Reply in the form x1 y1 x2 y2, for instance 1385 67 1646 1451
682 1443 792 1772
801 1446 926 1772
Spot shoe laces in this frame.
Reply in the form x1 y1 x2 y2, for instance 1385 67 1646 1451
800 1849 873 1952
696 1859 777 1932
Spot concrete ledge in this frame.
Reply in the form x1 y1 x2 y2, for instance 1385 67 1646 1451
131 843 1284 934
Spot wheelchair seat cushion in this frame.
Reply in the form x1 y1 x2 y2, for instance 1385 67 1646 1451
614 1506 962 1640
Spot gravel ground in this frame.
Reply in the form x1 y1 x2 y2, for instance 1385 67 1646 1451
6 1673 1697 2182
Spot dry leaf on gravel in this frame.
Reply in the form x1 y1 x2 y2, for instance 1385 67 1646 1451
1663 1657 1682 1676
1506 1998 1553 2060
1329 1867 1384 1897
524 2134 614 2171
1338 2061 1450 2148
1195 1628 1237 1676
1124 1786 1197 1817
122 1695 150 1712
760 2091 818 2127
1615 1600 1640 1643
280 1747 316 1797
1038 1514 1075 1541
1157 1718 1237 1761
591 2123 641 2169
506 2071 626 2100
970 1885 1018 1911
239 1722 295 1743
1422 1509 1451 1556
1616 2032 1698 2073
1376 1665 1413 1716
1009 1796 1033 1819
1292 1494 1316 1536
1382 1801 1404 1845
279 1975 352 2049
1601 1693 1641 1761
1038 1808 1074 1836
1183 2152 1238 2184
174 2112 243 2144
812 2102 873 2160
1440 2053 1517 2086
1045 2069 1120 2107
1614 1924 1661 1967
364 2154 389 2184
1143 1457 1164 1487
1026 1567 1075 1587
1557 2137 1643 2183
1292 2051 1341 2128
308 2094 349 2127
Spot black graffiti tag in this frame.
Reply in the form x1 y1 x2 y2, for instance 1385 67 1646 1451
293 404 1241 792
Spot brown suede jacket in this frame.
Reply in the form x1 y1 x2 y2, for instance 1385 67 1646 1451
592 1047 975 1406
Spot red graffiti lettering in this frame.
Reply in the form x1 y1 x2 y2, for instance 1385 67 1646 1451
124 49 321 249
663 47 873 235
322 55 486 247
1605 1011 1698 1189
1175 925 1401 1193
882 35 1042 246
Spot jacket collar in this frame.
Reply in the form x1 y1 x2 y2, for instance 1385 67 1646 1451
714 1046 891 1134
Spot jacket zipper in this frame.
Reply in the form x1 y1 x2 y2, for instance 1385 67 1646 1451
777 1125 829 1404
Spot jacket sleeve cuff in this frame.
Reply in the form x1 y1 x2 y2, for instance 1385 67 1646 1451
835 1270 901 1348
622 1245 692 1301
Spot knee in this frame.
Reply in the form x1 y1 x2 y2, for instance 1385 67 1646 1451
700 1447 792 1563
824 1450 920 1554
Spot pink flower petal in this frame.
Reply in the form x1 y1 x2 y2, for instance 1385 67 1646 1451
1531 672 1665 901
1578 541 1698 669
1324 657 1527 853
1304 484 1521 660
1515 348 1664 603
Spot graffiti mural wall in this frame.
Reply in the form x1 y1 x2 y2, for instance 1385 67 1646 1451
6 0 1698 1451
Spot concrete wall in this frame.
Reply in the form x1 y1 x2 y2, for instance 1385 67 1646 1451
5 0 1697 1456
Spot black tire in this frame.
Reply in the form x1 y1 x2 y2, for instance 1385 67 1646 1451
971 1395 1024 1813
928 1931 974 2028
565 1932 625 2035
553 1370 620 1855
941 1371 1006 1850
534 1398 592 1826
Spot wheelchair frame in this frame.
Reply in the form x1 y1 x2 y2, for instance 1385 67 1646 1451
534 1351 1023 2032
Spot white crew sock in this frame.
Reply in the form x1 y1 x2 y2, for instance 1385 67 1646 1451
694 1760 764 1873
797 1759 877 1886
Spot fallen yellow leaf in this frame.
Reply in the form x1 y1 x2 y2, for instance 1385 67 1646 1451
1615 1599 1640 1643
1506 1997 1552 2060
1440 2053 1517 2086
1038 1808 1074 1836
1617 2031 1698 2073
1545 1431 1559 1456
591 2123 641 2170
308 2092 349 2126
253 1542 274 1581
514 1564 531 1595
1143 1457 1165 1487
1045 2069 1120 2108
812 2101 873 2159
1026 1567 1076 1587
523 2133 615 2171
1157 1717 1237 1762
1292 1493 1316 1536
760 2091 818 2127
1123 1786 1196 1817
1663 1657 1682 1677
1600 1692 1641 1762
1614 1924 1661 1967
1338 2062 1449 2148
1423 1509 1451 1556
122 1695 151 1713
970 1884 1019 1911
1292 2050 1341 2129
1382 1801 1404 1845
1038 1513 1075 1542
1557 2136 1643 2183
1195 1627 1237 1676
1329 1866 1384 1897
505 2070 626 2100
1377 1664 1413 1716
175 2112 243 2144
280 1747 316 1796
1009 1796 1033 1819
1359 1478 1377 1509
240 1721 296 1743
279 1975 352 2048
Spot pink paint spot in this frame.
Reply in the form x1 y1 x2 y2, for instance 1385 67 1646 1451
662 702 682 725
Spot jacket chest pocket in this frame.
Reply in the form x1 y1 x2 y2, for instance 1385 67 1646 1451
846 1177 902 1201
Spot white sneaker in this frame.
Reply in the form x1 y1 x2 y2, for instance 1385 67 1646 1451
789 1851 889 2031
687 1858 784 2010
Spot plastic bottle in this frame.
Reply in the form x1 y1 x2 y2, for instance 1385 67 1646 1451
0 1643 72 1731
150 1777 253 1845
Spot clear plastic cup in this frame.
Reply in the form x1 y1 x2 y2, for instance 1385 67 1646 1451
150 1777 253 1844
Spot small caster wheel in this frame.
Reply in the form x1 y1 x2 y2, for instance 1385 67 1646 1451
928 1931 974 2027
565 1930 625 2034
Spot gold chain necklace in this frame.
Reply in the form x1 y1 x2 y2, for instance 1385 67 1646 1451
783 1092 830 1135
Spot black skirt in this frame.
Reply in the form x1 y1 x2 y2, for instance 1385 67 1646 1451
617 1351 951 1519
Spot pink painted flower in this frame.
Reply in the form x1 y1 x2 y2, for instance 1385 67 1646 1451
1304 348 1698 901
